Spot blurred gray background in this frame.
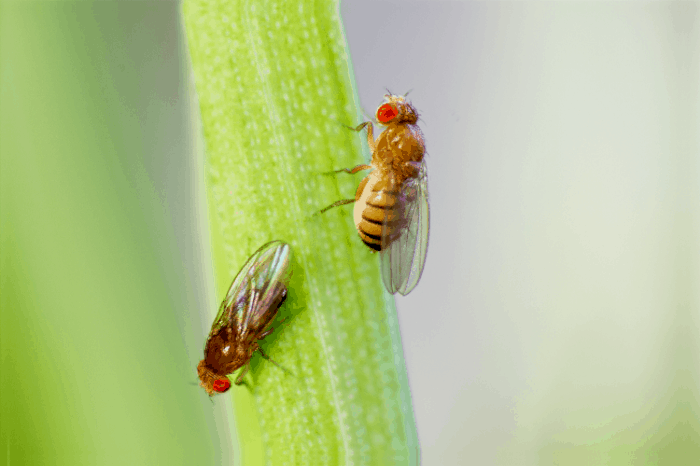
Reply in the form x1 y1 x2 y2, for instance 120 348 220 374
342 1 699 464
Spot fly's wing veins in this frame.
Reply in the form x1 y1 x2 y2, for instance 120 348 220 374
381 161 429 295
206 241 292 347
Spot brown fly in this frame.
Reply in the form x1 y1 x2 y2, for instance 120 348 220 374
197 240 292 396
322 93 429 296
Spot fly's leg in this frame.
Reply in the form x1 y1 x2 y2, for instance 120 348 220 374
234 364 250 385
320 120 374 215
258 346 291 375
329 119 377 174
348 121 377 154
319 198 354 214
327 122 375 175
322 164 371 176
319 172 370 215
334 164 372 174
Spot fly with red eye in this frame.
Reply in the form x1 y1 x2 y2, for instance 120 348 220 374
197 241 292 396
321 93 429 296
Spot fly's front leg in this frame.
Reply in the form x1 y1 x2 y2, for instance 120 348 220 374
349 121 377 154
328 121 376 175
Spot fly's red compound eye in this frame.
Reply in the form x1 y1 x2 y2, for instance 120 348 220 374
377 103 398 123
213 378 231 393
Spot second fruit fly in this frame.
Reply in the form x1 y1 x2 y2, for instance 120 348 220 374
197 241 292 396
323 93 429 296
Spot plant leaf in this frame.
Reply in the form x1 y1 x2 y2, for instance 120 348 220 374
183 1 419 464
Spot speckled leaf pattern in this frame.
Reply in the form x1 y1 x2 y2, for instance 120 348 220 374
182 1 419 465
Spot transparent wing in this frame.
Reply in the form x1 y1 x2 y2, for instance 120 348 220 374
381 161 429 295
207 241 292 345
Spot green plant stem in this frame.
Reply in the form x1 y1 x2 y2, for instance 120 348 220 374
183 0 419 464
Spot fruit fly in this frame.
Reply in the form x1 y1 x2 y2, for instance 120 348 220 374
322 93 429 296
197 241 292 396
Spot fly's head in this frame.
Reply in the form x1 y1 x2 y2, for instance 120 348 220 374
197 359 232 396
376 94 419 125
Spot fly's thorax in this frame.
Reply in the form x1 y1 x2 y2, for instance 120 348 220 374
371 125 425 182
203 330 250 376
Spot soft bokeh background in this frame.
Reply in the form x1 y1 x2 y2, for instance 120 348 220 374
2 1 699 465
341 1 700 464
1 3 234 464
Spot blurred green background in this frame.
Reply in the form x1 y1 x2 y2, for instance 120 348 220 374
1 2 234 464
2 1 700 465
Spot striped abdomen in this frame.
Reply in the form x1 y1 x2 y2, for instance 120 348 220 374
353 172 404 251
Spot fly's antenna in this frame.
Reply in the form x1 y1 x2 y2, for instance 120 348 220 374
404 89 413 97
189 379 214 403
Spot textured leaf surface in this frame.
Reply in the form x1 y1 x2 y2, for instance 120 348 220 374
183 1 419 464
